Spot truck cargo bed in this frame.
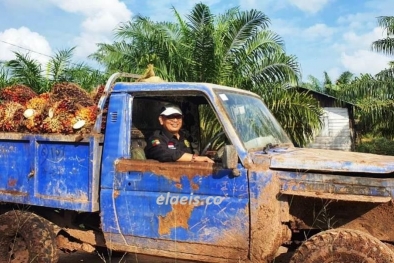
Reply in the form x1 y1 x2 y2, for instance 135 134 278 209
0 132 103 211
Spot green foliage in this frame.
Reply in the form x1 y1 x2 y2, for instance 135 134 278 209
355 137 394 156
372 16 394 56
302 75 323 92
91 3 323 147
303 16 394 142
6 52 44 93
1 48 107 93
259 85 323 147
199 105 223 150
0 64 17 89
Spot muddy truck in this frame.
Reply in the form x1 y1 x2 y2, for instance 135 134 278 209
1 72 394 263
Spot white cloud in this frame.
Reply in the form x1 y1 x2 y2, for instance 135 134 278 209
47 0 132 59
271 20 335 43
0 27 52 65
341 50 390 75
328 26 392 75
271 18 302 37
303 23 335 40
73 33 104 60
288 0 330 13
52 0 131 33
337 13 375 30
344 27 387 49
326 67 342 81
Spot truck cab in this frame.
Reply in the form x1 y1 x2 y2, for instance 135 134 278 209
100 80 265 262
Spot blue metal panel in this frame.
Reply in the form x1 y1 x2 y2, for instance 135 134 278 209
35 141 90 201
103 163 249 253
100 189 122 237
0 133 101 211
100 93 132 190
0 139 31 195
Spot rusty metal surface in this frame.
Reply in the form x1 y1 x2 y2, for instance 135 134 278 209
289 196 394 241
266 147 394 174
102 157 250 262
248 167 290 263
278 169 394 202
105 236 249 263
0 132 103 142
115 159 217 185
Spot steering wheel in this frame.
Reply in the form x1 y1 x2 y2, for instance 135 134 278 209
201 131 226 156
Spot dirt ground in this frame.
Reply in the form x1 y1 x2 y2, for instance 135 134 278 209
58 249 293 263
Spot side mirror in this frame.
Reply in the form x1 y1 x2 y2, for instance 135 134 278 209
222 145 238 169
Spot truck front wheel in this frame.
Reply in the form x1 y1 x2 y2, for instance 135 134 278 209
290 228 394 263
0 210 59 263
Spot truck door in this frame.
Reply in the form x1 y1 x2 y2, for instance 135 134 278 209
101 94 250 260
113 159 249 259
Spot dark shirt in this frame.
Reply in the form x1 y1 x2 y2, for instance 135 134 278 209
145 129 193 162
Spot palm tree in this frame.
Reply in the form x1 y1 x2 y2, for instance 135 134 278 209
303 71 354 94
333 16 394 140
259 84 322 146
371 16 394 83
5 52 44 93
372 16 394 56
0 63 16 89
337 73 394 138
91 3 322 146
3 48 107 93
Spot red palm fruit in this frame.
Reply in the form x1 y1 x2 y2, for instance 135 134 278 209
26 93 50 112
75 106 98 126
51 82 95 107
0 84 37 105
0 102 25 132
91 85 105 105
42 112 76 134
50 98 79 116
25 114 45 133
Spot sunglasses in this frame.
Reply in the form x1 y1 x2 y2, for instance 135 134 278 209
163 114 183 120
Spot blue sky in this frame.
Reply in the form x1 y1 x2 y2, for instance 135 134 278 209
0 0 393 82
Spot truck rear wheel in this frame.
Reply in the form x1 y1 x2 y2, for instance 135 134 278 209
0 210 59 263
290 228 394 263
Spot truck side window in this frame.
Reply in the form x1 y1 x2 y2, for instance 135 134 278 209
130 95 227 161
199 104 227 160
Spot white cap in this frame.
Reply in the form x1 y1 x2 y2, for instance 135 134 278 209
160 105 183 116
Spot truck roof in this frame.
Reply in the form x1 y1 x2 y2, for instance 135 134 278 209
111 81 260 98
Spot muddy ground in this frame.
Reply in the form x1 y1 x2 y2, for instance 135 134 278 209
58 249 293 263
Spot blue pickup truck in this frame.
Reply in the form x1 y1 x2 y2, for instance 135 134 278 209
1 73 394 263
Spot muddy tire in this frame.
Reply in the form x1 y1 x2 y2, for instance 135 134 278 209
290 228 394 263
0 210 59 263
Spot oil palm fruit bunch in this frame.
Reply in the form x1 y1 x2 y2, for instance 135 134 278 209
0 102 25 132
0 84 37 105
42 98 79 134
51 82 95 107
92 85 105 105
24 93 51 133
73 105 99 133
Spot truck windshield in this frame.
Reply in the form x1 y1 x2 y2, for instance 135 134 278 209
216 91 293 150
